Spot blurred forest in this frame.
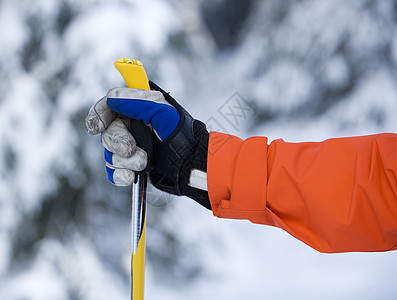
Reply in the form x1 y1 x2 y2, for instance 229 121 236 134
0 0 397 299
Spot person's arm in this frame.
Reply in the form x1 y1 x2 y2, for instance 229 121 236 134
208 132 397 253
86 84 397 253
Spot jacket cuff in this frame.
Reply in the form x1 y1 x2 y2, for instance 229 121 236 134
207 132 268 220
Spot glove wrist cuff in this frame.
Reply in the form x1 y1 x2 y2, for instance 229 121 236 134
148 82 211 210
179 122 211 209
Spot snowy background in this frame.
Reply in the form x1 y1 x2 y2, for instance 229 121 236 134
0 0 397 299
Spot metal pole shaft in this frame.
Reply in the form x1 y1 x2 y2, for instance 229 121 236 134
132 174 146 254
131 173 147 300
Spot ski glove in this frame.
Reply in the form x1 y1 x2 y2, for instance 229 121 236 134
85 82 211 209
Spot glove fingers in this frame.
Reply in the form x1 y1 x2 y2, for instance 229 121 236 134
104 147 147 171
105 163 135 186
106 88 180 141
102 118 136 157
85 96 117 135
107 87 168 105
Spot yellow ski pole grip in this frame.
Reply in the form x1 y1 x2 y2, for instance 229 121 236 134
114 58 149 300
114 58 150 90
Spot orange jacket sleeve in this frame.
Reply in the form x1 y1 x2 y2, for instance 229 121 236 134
207 132 397 253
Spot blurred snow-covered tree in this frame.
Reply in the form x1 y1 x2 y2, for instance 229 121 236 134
1 0 397 299
0 0 210 299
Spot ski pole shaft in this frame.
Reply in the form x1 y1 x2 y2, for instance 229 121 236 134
114 58 151 300
131 172 147 300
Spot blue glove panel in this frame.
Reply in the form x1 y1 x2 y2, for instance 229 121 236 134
105 165 115 184
104 148 113 164
107 98 180 140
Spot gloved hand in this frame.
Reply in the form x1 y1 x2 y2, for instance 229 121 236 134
85 82 211 209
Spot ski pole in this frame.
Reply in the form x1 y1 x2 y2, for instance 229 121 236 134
114 58 152 300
